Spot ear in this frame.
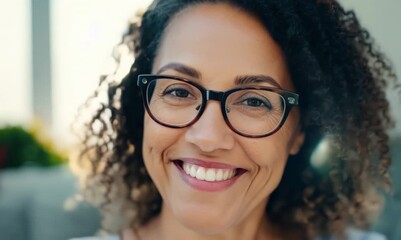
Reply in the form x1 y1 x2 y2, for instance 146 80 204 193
289 126 305 155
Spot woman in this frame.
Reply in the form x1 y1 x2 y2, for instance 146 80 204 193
73 0 398 239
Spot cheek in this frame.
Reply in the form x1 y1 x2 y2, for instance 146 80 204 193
143 114 178 158
245 133 291 167
241 131 293 191
142 115 178 183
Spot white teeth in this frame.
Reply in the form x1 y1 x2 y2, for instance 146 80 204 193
205 169 216 181
196 167 206 180
216 169 223 180
182 162 236 182
223 171 229 180
190 165 197 177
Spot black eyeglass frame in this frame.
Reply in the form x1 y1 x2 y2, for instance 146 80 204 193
137 74 299 138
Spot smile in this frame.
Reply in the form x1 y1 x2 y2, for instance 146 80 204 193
173 159 246 192
182 162 236 181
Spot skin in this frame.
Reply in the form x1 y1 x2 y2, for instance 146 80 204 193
125 3 305 240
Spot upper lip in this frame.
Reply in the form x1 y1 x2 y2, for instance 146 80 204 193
175 158 243 170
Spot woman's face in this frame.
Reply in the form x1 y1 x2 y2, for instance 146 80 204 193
142 3 304 234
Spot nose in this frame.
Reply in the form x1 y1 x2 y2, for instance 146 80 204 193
184 101 235 153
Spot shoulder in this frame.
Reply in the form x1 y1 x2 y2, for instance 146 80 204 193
316 229 387 240
346 228 387 240
69 236 119 240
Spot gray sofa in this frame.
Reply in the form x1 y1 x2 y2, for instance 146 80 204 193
0 165 100 240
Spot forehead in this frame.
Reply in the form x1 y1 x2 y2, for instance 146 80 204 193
152 3 294 91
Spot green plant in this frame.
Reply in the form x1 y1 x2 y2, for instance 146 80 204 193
0 126 66 168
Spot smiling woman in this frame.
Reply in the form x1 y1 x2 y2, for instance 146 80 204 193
73 0 398 240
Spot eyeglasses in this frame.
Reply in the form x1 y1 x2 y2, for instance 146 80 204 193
137 74 299 138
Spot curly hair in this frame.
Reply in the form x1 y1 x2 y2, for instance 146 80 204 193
74 0 399 238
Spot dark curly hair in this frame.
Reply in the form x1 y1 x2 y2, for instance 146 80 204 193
74 0 399 238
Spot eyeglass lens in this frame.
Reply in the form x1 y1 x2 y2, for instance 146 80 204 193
145 77 286 136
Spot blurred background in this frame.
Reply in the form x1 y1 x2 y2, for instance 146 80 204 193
0 0 400 239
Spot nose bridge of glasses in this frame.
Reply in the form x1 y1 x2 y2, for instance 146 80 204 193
201 90 226 121
205 90 225 102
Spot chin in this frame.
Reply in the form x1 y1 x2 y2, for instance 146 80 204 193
173 204 237 235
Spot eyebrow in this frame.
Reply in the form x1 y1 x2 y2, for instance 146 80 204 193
156 62 282 88
156 62 201 79
234 75 282 89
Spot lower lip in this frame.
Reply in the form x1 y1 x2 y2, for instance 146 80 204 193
174 161 244 192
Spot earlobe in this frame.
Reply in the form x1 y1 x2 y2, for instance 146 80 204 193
289 128 305 155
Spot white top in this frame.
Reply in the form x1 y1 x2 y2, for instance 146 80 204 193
70 236 119 240
316 228 387 240
70 229 387 240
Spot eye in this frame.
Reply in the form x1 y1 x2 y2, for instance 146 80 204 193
164 88 191 98
241 97 272 109
160 82 197 99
